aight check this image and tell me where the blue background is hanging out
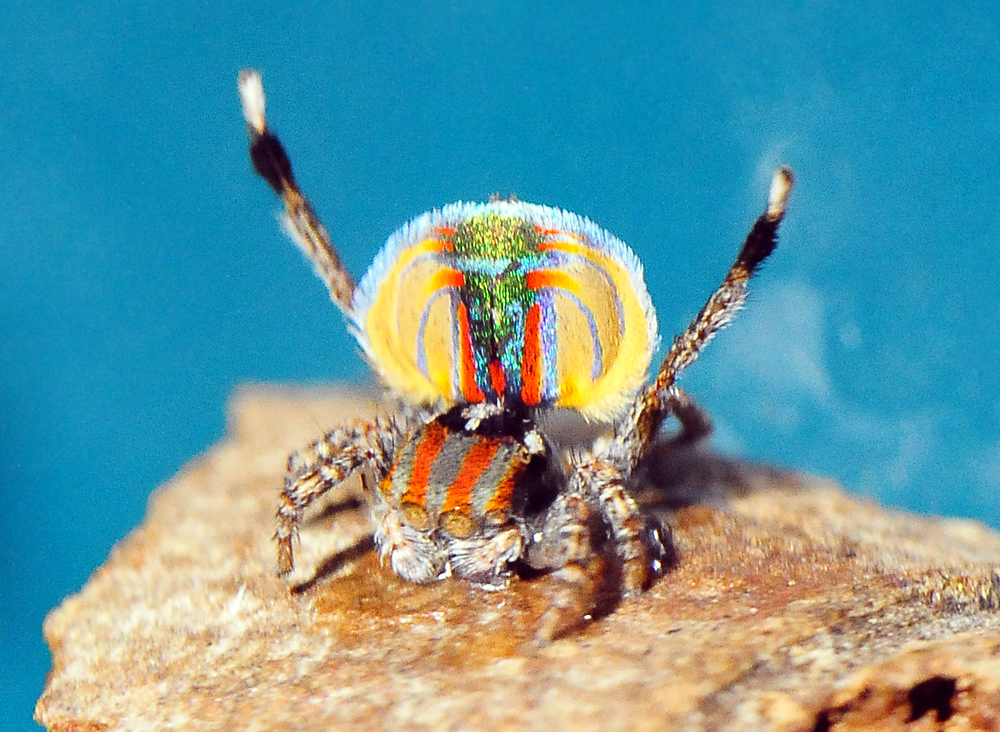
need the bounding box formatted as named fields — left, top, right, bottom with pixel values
left=4, top=3, right=1000, bottom=728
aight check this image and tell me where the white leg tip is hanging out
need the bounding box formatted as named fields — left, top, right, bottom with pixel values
left=767, top=165, right=794, bottom=220
left=238, top=68, right=267, bottom=133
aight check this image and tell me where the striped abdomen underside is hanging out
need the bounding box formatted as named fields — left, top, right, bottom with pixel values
left=380, top=421, right=532, bottom=539
left=354, top=201, right=657, bottom=421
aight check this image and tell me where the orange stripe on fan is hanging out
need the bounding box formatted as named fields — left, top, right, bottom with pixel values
left=488, top=359, right=506, bottom=396
left=441, top=438, right=501, bottom=514
left=457, top=302, right=485, bottom=402
left=533, top=228, right=584, bottom=241
left=426, top=268, right=465, bottom=293
left=526, top=269, right=582, bottom=298
left=520, top=303, right=543, bottom=405
left=418, top=236, right=454, bottom=252
left=401, top=421, right=448, bottom=507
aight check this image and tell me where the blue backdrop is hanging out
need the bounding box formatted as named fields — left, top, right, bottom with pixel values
left=4, top=3, right=1000, bottom=728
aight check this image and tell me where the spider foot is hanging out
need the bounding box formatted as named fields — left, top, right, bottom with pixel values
left=533, top=558, right=603, bottom=645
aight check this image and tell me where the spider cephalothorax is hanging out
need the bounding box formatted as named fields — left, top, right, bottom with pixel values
left=238, top=69, right=793, bottom=642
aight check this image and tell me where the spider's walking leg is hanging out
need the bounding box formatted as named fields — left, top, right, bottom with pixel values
left=529, top=451, right=671, bottom=641
left=660, top=385, right=713, bottom=447
left=612, top=166, right=794, bottom=468
left=277, top=420, right=396, bottom=574
left=589, top=462, right=663, bottom=596
left=530, top=486, right=602, bottom=644
left=579, top=455, right=672, bottom=599
left=238, top=69, right=356, bottom=315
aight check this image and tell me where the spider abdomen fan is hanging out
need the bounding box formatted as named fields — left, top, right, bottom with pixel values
left=353, top=202, right=658, bottom=420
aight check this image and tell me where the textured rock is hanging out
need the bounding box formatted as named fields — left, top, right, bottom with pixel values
left=36, top=386, right=1000, bottom=731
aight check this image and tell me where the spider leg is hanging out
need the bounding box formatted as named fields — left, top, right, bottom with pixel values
left=528, top=453, right=671, bottom=642
left=610, top=166, right=794, bottom=470
left=447, top=528, right=524, bottom=585
left=530, top=487, right=602, bottom=644
left=238, top=69, right=357, bottom=315
left=659, top=384, right=713, bottom=446
left=594, top=466, right=661, bottom=596
left=277, top=418, right=398, bottom=574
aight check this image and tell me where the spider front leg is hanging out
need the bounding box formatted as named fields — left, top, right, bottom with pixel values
left=276, top=419, right=399, bottom=574
left=609, top=166, right=794, bottom=471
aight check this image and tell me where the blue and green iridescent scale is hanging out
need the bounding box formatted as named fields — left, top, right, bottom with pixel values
left=452, top=213, right=549, bottom=402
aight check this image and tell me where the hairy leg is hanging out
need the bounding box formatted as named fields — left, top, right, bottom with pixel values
left=277, top=419, right=398, bottom=574
left=529, top=488, right=602, bottom=644
left=610, top=167, right=794, bottom=472
left=660, top=385, right=713, bottom=446
left=446, top=528, right=524, bottom=585
left=238, top=69, right=357, bottom=315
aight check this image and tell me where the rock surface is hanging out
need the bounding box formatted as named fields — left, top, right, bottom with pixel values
left=36, top=386, right=1000, bottom=731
